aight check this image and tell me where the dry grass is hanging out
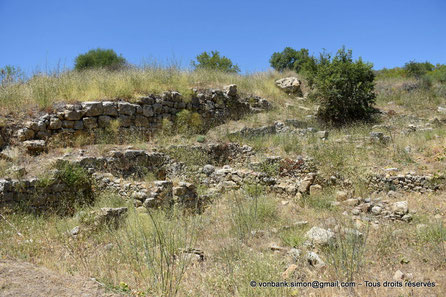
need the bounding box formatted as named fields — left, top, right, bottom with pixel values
left=0, top=67, right=293, bottom=114
left=1, top=188, right=445, bottom=296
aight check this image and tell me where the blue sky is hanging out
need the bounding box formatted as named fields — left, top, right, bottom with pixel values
left=1, top=0, right=445, bottom=74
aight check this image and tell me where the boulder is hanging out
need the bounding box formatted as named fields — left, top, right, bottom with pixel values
left=309, top=184, right=322, bottom=195
left=391, top=201, right=409, bottom=216
left=275, top=77, right=303, bottom=96
left=306, top=251, right=325, bottom=268
left=62, top=121, right=75, bottom=129
left=298, top=174, right=315, bottom=193
left=36, top=120, right=47, bottom=131
left=119, top=115, right=132, bottom=127
left=202, top=164, right=215, bottom=176
left=224, top=84, right=237, bottom=97
left=93, top=207, right=128, bottom=229
left=371, top=205, right=382, bottom=215
left=316, top=130, right=329, bottom=139
left=305, top=226, right=335, bottom=245
left=143, top=181, right=173, bottom=208
left=173, top=182, right=199, bottom=208
left=25, top=121, right=39, bottom=131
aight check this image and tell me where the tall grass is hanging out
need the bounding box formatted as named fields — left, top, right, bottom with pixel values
left=0, top=66, right=286, bottom=113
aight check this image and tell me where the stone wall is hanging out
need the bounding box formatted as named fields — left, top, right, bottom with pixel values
left=368, top=173, right=442, bottom=193
left=16, top=85, right=271, bottom=146
left=163, top=142, right=255, bottom=166
left=60, top=149, right=184, bottom=179
left=0, top=176, right=93, bottom=214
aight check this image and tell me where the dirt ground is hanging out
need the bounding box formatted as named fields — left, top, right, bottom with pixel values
left=0, top=259, right=124, bottom=297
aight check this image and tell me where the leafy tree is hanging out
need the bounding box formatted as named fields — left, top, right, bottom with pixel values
left=313, top=47, right=377, bottom=126
left=269, top=47, right=316, bottom=74
left=74, top=48, right=126, bottom=71
left=404, top=61, right=434, bottom=78
left=192, top=51, right=240, bottom=73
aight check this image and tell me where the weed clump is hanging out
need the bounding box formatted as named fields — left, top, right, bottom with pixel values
left=175, top=110, right=203, bottom=135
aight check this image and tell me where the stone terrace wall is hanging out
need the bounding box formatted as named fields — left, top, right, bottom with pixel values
left=368, top=173, right=442, bottom=193
left=16, top=85, right=271, bottom=144
left=58, top=149, right=184, bottom=179
left=0, top=177, right=93, bottom=214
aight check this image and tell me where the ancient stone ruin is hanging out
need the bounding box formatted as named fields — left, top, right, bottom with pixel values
left=13, top=85, right=271, bottom=154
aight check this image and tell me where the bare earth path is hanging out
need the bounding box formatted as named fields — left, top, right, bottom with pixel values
left=0, top=259, right=124, bottom=297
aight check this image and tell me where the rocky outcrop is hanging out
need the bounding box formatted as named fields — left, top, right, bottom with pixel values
left=92, top=207, right=128, bottom=229
left=275, top=77, right=303, bottom=96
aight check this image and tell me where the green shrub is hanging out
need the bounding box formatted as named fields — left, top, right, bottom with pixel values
left=161, top=118, right=174, bottom=135
left=54, top=162, right=91, bottom=188
left=428, top=64, right=446, bottom=83
left=404, top=60, right=434, bottom=78
left=74, top=48, right=126, bottom=71
left=374, top=67, right=407, bottom=79
left=191, top=50, right=240, bottom=73
left=313, top=47, right=377, bottom=126
left=175, top=110, right=203, bottom=135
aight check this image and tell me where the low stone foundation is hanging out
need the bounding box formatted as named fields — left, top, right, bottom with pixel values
left=60, top=149, right=184, bottom=179
left=0, top=175, right=93, bottom=214
left=368, top=173, right=442, bottom=193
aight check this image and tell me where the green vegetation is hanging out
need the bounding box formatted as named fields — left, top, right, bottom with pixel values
left=404, top=61, right=434, bottom=78
left=74, top=48, right=127, bottom=71
left=175, top=110, right=203, bottom=135
left=324, top=221, right=369, bottom=282
left=229, top=185, right=277, bottom=241
left=54, top=162, right=91, bottom=188
left=312, top=47, right=377, bottom=125
left=269, top=47, right=316, bottom=75
left=0, top=65, right=24, bottom=86
left=191, top=50, right=240, bottom=73
left=376, top=61, right=446, bottom=84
